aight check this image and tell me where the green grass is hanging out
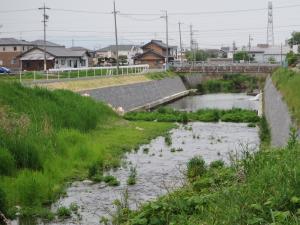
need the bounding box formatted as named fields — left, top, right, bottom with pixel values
left=119, top=141, right=300, bottom=225
left=197, top=73, right=261, bottom=94
left=144, top=71, right=177, bottom=80
left=272, top=68, right=300, bottom=128
left=124, top=107, right=260, bottom=124
left=0, top=82, right=174, bottom=219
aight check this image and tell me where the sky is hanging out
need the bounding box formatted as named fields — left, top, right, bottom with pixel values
left=1, top=0, right=300, bottom=50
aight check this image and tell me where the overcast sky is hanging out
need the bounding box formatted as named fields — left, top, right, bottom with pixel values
left=1, top=0, right=300, bottom=50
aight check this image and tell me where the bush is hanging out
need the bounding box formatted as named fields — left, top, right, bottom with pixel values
left=0, top=148, right=15, bottom=176
left=127, top=167, right=137, bottom=185
left=103, top=175, right=120, bottom=186
left=187, top=156, right=206, bottom=179
left=0, top=187, right=6, bottom=214
left=56, top=206, right=71, bottom=219
left=210, top=160, right=225, bottom=169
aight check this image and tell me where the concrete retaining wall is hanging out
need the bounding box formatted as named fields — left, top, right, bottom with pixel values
left=264, top=77, right=294, bottom=147
left=81, top=77, right=187, bottom=112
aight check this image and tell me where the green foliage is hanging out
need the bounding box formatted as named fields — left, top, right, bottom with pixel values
left=259, top=116, right=271, bottom=148
left=56, top=206, right=71, bottom=219
left=121, top=143, right=300, bottom=225
left=187, top=156, right=206, bottom=179
left=288, top=32, right=300, bottom=49
left=103, top=175, right=120, bottom=186
left=209, top=160, right=225, bottom=169
left=233, top=51, right=253, bottom=62
left=197, top=73, right=259, bottom=94
left=125, top=107, right=259, bottom=124
left=286, top=52, right=299, bottom=66
left=185, top=50, right=209, bottom=61
left=164, top=134, right=172, bottom=146
left=272, top=69, right=300, bottom=128
left=145, top=71, right=176, bottom=80
left=0, top=81, right=174, bottom=218
left=127, top=167, right=137, bottom=186
left=0, top=148, right=15, bottom=176
left=0, top=187, right=6, bottom=214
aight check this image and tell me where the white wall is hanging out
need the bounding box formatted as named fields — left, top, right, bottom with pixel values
left=0, top=45, right=32, bottom=52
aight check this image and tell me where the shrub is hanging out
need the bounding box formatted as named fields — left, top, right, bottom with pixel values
left=0, top=187, right=6, bottom=214
left=164, top=135, right=172, bottom=146
left=103, top=175, right=120, bottom=186
left=187, top=156, right=206, bottom=179
left=56, top=206, right=71, bottom=219
left=0, top=147, right=15, bottom=176
left=210, top=160, right=225, bottom=169
left=127, top=167, right=137, bottom=185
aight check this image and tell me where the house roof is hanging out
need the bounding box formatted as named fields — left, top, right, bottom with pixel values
left=19, top=47, right=86, bottom=60
left=0, top=38, right=32, bottom=46
left=133, top=49, right=165, bottom=60
left=142, top=40, right=177, bottom=50
left=249, top=45, right=292, bottom=55
left=97, top=45, right=137, bottom=52
left=69, top=46, right=91, bottom=51
left=31, top=40, right=64, bottom=47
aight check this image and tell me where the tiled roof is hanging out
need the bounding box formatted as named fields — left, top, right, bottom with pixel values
left=0, top=38, right=32, bottom=46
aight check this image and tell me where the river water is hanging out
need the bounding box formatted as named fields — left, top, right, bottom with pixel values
left=17, top=93, right=260, bottom=225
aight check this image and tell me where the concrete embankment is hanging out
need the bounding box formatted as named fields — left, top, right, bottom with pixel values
left=80, top=77, right=188, bottom=112
left=263, top=77, right=298, bottom=147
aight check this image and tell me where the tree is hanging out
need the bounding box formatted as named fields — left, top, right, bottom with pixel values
left=186, top=50, right=208, bottom=62
left=286, top=51, right=299, bottom=66
left=268, top=56, right=276, bottom=64
left=119, top=55, right=128, bottom=65
left=288, top=32, right=300, bottom=47
left=233, top=51, right=253, bottom=62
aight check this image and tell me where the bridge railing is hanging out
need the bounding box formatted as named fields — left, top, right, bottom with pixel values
left=18, top=64, right=150, bottom=83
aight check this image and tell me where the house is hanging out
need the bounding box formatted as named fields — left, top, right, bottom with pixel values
left=19, top=47, right=90, bottom=71
left=95, top=45, right=141, bottom=65
left=134, top=40, right=177, bottom=69
left=69, top=46, right=94, bottom=67
left=30, top=40, right=65, bottom=48
left=0, top=38, right=34, bottom=70
left=248, top=45, right=292, bottom=63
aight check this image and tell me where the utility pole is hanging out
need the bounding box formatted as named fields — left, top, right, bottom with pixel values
left=248, top=34, right=253, bottom=63
left=39, top=4, right=50, bottom=71
left=161, top=11, right=169, bottom=70
left=267, top=1, right=275, bottom=46
left=280, top=42, right=283, bottom=66
left=232, top=41, right=236, bottom=62
left=178, top=22, right=183, bottom=64
left=190, top=24, right=196, bottom=67
left=113, top=0, right=119, bottom=73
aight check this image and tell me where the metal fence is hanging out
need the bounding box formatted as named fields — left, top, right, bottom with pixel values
left=19, top=64, right=150, bottom=83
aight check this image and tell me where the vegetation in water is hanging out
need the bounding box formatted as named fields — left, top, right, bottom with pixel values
left=56, top=206, right=71, bottom=219
left=127, top=167, right=137, bottom=186
left=125, top=107, right=260, bottom=124
left=117, top=135, right=300, bottom=225
left=164, top=134, right=172, bottom=146
left=197, top=73, right=261, bottom=94
left=0, top=81, right=174, bottom=219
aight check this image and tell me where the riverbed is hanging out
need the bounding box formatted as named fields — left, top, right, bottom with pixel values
left=21, top=93, right=260, bottom=225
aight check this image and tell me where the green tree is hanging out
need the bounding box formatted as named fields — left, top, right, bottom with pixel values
left=233, top=51, right=253, bottom=62
left=119, top=55, right=128, bottom=65
left=288, top=32, right=300, bottom=47
left=286, top=51, right=299, bottom=66
left=186, top=50, right=208, bottom=62
left=268, top=56, right=276, bottom=64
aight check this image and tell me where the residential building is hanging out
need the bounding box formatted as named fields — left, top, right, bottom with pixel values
left=95, top=45, right=141, bottom=65
left=19, top=47, right=90, bottom=71
left=134, top=40, right=177, bottom=69
left=0, top=38, right=34, bottom=70
left=69, top=46, right=94, bottom=67
left=30, top=40, right=65, bottom=48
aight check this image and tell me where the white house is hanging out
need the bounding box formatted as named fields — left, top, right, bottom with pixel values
left=19, top=47, right=90, bottom=71
left=95, top=45, right=142, bottom=65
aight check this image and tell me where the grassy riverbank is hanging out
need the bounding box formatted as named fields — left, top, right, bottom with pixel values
left=119, top=140, right=300, bottom=225
left=197, top=73, right=263, bottom=94
left=0, top=82, right=174, bottom=219
left=272, top=68, right=300, bottom=128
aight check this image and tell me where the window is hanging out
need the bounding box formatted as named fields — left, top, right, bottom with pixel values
left=61, top=59, right=65, bottom=65
left=55, top=60, right=59, bottom=64
left=13, top=47, right=17, bottom=51
left=11, top=59, right=17, bottom=65
left=2, top=47, right=5, bottom=52
left=68, top=60, right=72, bottom=67
left=23, top=46, right=25, bottom=51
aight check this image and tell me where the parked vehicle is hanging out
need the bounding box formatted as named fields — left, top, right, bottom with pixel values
left=0, top=67, right=11, bottom=74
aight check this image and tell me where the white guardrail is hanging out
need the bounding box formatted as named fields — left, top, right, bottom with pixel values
left=19, top=64, right=150, bottom=83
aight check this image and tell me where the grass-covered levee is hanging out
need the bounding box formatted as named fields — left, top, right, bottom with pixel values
left=0, top=81, right=174, bottom=220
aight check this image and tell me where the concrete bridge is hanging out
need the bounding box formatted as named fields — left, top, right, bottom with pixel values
left=171, top=62, right=280, bottom=74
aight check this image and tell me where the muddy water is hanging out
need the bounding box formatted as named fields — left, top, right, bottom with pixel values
left=45, top=122, right=259, bottom=225
left=167, top=93, right=259, bottom=111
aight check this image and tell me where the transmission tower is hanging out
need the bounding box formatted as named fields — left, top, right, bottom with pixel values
left=267, top=1, right=274, bottom=46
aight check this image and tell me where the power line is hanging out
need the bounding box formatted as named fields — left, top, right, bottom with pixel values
left=0, top=8, right=37, bottom=13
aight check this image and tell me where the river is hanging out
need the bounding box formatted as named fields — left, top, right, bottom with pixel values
left=16, top=93, right=260, bottom=225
